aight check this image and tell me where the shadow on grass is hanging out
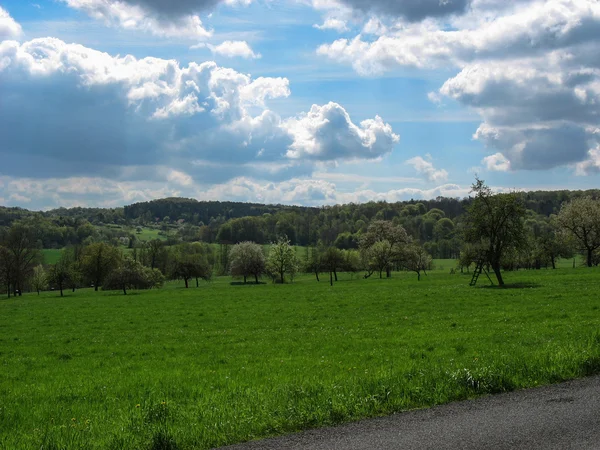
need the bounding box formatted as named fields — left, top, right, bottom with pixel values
left=481, top=282, right=542, bottom=289
left=229, top=281, right=268, bottom=286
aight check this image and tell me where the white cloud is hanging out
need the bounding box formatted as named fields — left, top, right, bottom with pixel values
left=318, top=0, right=600, bottom=174
left=482, top=153, right=511, bottom=171
left=0, top=7, right=22, bottom=39
left=0, top=173, right=472, bottom=209
left=314, top=18, right=348, bottom=32
left=61, top=0, right=213, bottom=38
left=285, top=102, right=399, bottom=161
left=0, top=37, right=398, bottom=188
left=575, top=145, right=600, bottom=175
left=193, top=40, right=261, bottom=59
left=405, top=156, right=449, bottom=183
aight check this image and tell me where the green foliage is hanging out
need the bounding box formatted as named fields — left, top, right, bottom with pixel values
left=359, top=220, right=410, bottom=278
left=1, top=269, right=600, bottom=448
left=80, top=243, right=121, bottom=291
left=47, top=250, right=78, bottom=297
left=267, top=237, right=299, bottom=283
left=399, top=245, right=432, bottom=280
left=103, top=257, right=162, bottom=294
left=464, top=178, right=526, bottom=286
left=169, top=244, right=212, bottom=288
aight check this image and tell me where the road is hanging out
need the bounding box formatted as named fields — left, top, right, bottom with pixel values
left=222, top=375, right=600, bottom=449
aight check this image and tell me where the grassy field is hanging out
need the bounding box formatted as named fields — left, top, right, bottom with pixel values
left=1, top=268, right=599, bottom=449
left=41, top=248, right=62, bottom=265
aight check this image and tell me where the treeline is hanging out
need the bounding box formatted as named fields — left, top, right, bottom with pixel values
left=1, top=189, right=600, bottom=260
left=2, top=184, right=600, bottom=295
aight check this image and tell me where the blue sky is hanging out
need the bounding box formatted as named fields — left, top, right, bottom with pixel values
left=1, top=0, right=599, bottom=210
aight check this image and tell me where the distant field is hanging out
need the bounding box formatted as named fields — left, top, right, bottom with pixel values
left=41, top=248, right=62, bottom=264
left=1, top=267, right=600, bottom=449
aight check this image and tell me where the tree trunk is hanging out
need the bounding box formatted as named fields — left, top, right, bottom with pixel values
left=386, top=267, right=391, bottom=278
left=255, top=274, right=259, bottom=284
left=37, top=289, right=40, bottom=295
left=492, top=263, right=504, bottom=286
left=196, top=277, right=199, bottom=287
left=123, top=285, right=127, bottom=295
left=184, top=278, right=189, bottom=288
left=379, top=270, right=382, bottom=279
left=244, top=275, right=247, bottom=284
left=59, top=282, right=63, bottom=297
left=280, top=271, right=284, bottom=284
left=315, top=271, right=319, bottom=282
left=333, top=270, right=338, bottom=282
left=417, top=271, right=421, bottom=281
left=95, top=284, right=99, bottom=292
left=551, top=256, right=556, bottom=269
left=330, top=271, right=333, bottom=286
left=587, top=248, right=593, bottom=267
left=72, top=287, right=76, bottom=292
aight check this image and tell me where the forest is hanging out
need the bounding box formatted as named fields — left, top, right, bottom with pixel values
left=0, top=188, right=597, bottom=262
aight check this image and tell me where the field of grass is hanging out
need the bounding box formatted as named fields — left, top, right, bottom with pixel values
left=41, top=248, right=63, bottom=265
left=1, top=268, right=600, bottom=449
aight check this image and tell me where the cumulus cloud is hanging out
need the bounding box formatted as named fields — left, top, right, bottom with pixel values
left=285, top=102, right=399, bottom=161
left=335, top=0, right=470, bottom=21
left=575, top=146, right=600, bottom=175
left=318, top=0, right=600, bottom=174
left=318, top=0, right=600, bottom=74
left=0, top=38, right=398, bottom=186
left=192, top=40, right=261, bottom=59
left=405, top=156, right=449, bottom=182
left=482, top=153, right=511, bottom=172
left=314, top=18, right=348, bottom=32
left=0, top=7, right=22, bottom=39
left=61, top=0, right=214, bottom=38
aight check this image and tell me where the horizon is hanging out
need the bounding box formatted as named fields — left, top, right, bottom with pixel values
left=1, top=0, right=600, bottom=210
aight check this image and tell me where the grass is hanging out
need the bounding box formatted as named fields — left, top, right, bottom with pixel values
left=41, top=248, right=63, bottom=265
left=1, top=268, right=600, bottom=449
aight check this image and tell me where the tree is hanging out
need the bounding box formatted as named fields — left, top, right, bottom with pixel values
left=464, top=179, right=526, bottom=286
left=103, top=257, right=159, bottom=295
left=228, top=242, right=266, bottom=284
left=556, top=197, right=600, bottom=267
left=364, top=240, right=395, bottom=279
left=144, top=239, right=164, bottom=270
left=321, top=247, right=344, bottom=285
left=304, top=246, right=322, bottom=282
left=80, top=243, right=121, bottom=290
left=47, top=251, right=78, bottom=297
left=267, top=237, right=299, bottom=283
left=400, top=245, right=432, bottom=281
left=0, top=246, right=14, bottom=298
left=359, top=220, right=409, bottom=278
left=103, top=259, right=163, bottom=294
left=31, top=265, right=47, bottom=295
left=0, top=224, right=41, bottom=295
left=170, top=246, right=212, bottom=288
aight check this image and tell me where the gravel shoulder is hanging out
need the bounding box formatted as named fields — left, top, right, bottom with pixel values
left=221, top=375, right=600, bottom=450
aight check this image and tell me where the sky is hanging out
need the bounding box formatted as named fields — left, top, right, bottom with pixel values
left=0, top=0, right=599, bottom=210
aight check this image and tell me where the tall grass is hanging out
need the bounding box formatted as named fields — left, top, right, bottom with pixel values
left=0, top=268, right=599, bottom=449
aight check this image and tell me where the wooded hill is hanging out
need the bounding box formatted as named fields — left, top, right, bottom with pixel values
left=1, top=189, right=599, bottom=260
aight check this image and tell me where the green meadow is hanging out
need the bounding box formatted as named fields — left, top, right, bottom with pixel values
left=1, top=268, right=599, bottom=449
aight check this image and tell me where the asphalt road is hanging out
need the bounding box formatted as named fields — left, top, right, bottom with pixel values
left=222, top=375, right=600, bottom=450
